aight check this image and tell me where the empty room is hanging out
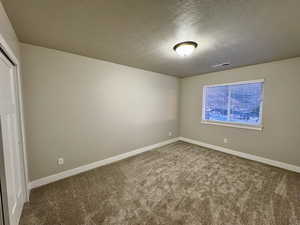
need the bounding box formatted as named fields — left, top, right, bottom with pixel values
left=0, top=0, right=299, bottom=225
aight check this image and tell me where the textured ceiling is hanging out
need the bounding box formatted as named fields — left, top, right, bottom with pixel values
left=2, top=0, right=300, bottom=77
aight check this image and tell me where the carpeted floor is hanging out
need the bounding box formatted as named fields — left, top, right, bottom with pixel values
left=21, top=141, right=300, bottom=225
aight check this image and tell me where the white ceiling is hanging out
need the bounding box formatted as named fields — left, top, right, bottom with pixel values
left=2, top=0, right=300, bottom=77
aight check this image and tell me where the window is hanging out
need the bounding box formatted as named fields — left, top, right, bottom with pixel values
left=202, top=80, right=264, bottom=129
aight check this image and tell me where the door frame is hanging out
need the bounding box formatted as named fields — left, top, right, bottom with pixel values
left=0, top=120, right=10, bottom=225
left=0, top=190, right=4, bottom=225
left=0, top=34, right=29, bottom=203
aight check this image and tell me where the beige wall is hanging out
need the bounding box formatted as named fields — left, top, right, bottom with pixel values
left=180, top=57, right=300, bottom=167
left=0, top=1, right=19, bottom=59
left=20, top=42, right=300, bottom=180
left=21, top=43, right=179, bottom=181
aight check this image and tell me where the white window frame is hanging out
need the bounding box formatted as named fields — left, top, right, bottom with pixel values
left=201, top=79, right=265, bottom=131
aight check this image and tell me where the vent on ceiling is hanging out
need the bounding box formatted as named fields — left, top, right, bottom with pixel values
left=212, top=62, right=231, bottom=68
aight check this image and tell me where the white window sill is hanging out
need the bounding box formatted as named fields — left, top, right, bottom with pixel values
left=201, top=120, right=263, bottom=131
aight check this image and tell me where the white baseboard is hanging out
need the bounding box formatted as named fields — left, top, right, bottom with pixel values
left=29, top=137, right=180, bottom=190
left=179, top=137, right=300, bottom=173
left=29, top=136, right=299, bottom=190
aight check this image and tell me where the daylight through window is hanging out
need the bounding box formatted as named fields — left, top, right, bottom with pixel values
left=202, top=80, right=264, bottom=127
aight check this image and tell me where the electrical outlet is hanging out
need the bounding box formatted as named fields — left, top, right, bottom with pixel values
left=224, top=138, right=228, bottom=144
left=57, top=157, right=64, bottom=165
left=168, top=131, right=173, bottom=137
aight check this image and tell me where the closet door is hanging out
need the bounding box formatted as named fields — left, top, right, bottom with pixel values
left=0, top=51, right=25, bottom=225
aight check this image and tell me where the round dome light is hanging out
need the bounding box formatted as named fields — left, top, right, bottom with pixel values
left=173, top=41, right=198, bottom=57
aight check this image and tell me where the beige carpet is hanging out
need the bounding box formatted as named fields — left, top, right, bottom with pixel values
left=21, top=141, right=300, bottom=225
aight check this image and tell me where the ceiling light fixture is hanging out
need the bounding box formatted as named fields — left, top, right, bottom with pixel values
left=173, top=41, right=198, bottom=57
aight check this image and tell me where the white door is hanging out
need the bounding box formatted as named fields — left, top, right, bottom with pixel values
left=0, top=52, right=25, bottom=225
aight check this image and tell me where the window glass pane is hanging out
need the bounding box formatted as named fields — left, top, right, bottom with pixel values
left=203, top=81, right=264, bottom=126
left=205, top=85, right=229, bottom=122
left=229, top=82, right=263, bottom=125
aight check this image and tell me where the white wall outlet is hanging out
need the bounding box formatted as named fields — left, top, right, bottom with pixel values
left=57, top=157, right=64, bottom=165
left=224, top=138, right=228, bottom=144
left=168, top=131, right=173, bottom=137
